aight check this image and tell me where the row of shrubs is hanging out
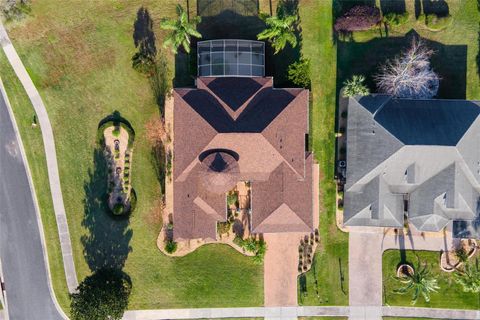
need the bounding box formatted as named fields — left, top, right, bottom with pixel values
left=334, top=5, right=452, bottom=33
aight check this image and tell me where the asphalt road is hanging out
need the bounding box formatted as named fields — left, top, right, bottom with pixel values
left=0, top=90, right=64, bottom=319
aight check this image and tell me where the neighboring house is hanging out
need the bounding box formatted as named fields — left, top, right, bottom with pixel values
left=343, top=95, right=480, bottom=238
left=172, top=40, right=317, bottom=241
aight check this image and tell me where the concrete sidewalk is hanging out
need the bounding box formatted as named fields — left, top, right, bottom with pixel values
left=0, top=21, right=78, bottom=293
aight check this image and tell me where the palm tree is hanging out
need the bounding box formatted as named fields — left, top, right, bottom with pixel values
left=394, top=261, right=440, bottom=305
left=343, top=75, right=370, bottom=97
left=160, top=4, right=201, bottom=54
left=257, top=13, right=298, bottom=54
left=454, top=259, right=480, bottom=293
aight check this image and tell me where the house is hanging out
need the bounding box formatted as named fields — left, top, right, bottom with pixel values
left=343, top=95, right=480, bottom=238
left=171, top=40, right=317, bottom=241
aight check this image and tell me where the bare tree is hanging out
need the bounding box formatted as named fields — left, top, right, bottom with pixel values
left=375, top=39, right=439, bottom=99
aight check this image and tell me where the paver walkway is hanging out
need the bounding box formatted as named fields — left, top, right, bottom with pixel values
left=0, top=21, right=78, bottom=292
left=263, top=233, right=305, bottom=307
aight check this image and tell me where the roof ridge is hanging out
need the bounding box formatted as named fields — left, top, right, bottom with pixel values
left=261, top=90, right=308, bottom=179
left=253, top=202, right=310, bottom=233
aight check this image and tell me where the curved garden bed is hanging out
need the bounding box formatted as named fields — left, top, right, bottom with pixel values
left=98, top=118, right=136, bottom=216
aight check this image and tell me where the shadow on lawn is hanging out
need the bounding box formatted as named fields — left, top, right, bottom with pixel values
left=336, top=30, right=467, bottom=99
left=81, top=144, right=133, bottom=272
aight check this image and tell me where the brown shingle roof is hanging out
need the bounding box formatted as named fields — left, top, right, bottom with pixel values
left=173, top=77, right=314, bottom=239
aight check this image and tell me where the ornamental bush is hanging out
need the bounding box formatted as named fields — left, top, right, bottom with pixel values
left=113, top=203, right=124, bottom=215
left=287, top=58, right=311, bottom=88
left=165, top=240, right=177, bottom=254
left=334, top=5, right=381, bottom=33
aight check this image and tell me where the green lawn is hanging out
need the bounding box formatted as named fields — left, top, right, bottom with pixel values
left=383, top=250, right=480, bottom=309
left=3, top=0, right=263, bottom=312
left=297, top=0, right=349, bottom=306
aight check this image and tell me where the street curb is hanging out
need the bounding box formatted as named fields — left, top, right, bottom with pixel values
left=0, top=78, right=69, bottom=320
left=0, top=257, right=9, bottom=320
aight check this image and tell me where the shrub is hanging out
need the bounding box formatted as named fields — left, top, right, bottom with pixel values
left=383, top=12, right=409, bottom=27
left=233, top=236, right=245, bottom=247
left=334, top=5, right=381, bottom=33
left=227, top=192, right=239, bottom=207
left=425, top=14, right=452, bottom=31
left=287, top=58, right=311, bottom=88
left=343, top=75, right=369, bottom=97
left=243, top=237, right=258, bottom=253
left=165, top=240, right=177, bottom=254
left=113, top=203, right=124, bottom=215
left=217, top=221, right=231, bottom=235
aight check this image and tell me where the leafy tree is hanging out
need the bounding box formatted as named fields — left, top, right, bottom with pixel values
left=288, top=58, right=311, bottom=88
left=375, top=39, right=439, bottom=99
left=257, top=13, right=298, bottom=54
left=343, top=75, right=369, bottom=97
left=394, top=261, right=440, bottom=305
left=454, top=259, right=480, bottom=293
left=71, top=269, right=132, bottom=320
left=161, top=4, right=201, bottom=54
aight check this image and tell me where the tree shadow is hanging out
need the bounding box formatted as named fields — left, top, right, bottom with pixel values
left=336, top=30, right=467, bottom=99
left=133, top=7, right=156, bottom=59
left=380, top=0, right=406, bottom=14
left=414, top=0, right=422, bottom=19
left=151, top=142, right=166, bottom=194
left=422, top=0, right=449, bottom=17
left=81, top=145, right=133, bottom=272
left=150, top=51, right=171, bottom=115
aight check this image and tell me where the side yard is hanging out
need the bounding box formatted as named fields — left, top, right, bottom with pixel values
left=3, top=0, right=263, bottom=313
left=297, top=0, right=349, bottom=306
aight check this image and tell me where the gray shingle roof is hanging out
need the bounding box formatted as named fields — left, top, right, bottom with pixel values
left=345, top=95, right=480, bottom=234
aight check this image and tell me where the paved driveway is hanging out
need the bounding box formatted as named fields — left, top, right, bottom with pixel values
left=264, top=233, right=305, bottom=307
left=0, top=87, right=64, bottom=319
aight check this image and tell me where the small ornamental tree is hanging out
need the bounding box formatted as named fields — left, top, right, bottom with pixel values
left=71, top=269, right=132, bottom=320
left=393, top=261, right=440, bottom=305
left=334, top=5, right=381, bottom=33
left=288, top=58, right=311, bottom=88
left=375, top=39, right=439, bottom=99
left=343, top=75, right=369, bottom=97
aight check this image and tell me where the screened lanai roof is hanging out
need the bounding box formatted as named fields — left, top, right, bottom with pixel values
left=197, top=39, right=265, bottom=77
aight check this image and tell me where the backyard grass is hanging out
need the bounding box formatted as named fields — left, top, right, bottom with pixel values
left=337, top=0, right=480, bottom=100
left=0, top=51, right=70, bottom=312
left=3, top=0, right=263, bottom=311
left=297, top=0, right=349, bottom=306
left=383, top=250, right=480, bottom=309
